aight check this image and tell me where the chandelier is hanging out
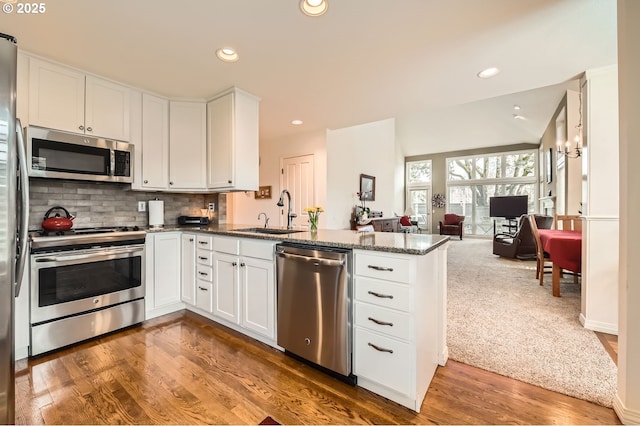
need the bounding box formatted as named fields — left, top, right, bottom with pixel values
left=557, top=92, right=583, bottom=158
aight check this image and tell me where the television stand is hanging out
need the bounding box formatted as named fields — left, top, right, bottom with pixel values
left=493, top=218, right=519, bottom=235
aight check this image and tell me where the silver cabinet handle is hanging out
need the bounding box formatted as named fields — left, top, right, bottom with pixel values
left=368, top=342, right=393, bottom=354
left=368, top=265, right=394, bottom=272
left=78, top=125, right=84, bottom=130
left=368, top=317, right=393, bottom=327
left=86, top=126, right=92, bottom=132
left=198, top=256, right=207, bottom=260
left=198, top=286, right=208, bottom=291
left=240, top=262, right=245, bottom=267
left=232, top=261, right=237, bottom=266
left=367, top=290, right=394, bottom=299
left=198, top=241, right=208, bottom=245
left=198, top=271, right=208, bottom=276
left=189, top=238, right=194, bottom=242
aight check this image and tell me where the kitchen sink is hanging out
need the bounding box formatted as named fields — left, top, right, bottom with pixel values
left=234, top=227, right=305, bottom=235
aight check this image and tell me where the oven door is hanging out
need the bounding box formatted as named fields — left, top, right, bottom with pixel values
left=30, top=244, right=145, bottom=325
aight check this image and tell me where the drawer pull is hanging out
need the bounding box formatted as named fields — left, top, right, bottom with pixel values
left=368, top=317, right=393, bottom=327
left=368, top=342, right=393, bottom=354
left=198, top=241, right=208, bottom=245
left=198, top=256, right=208, bottom=260
left=198, top=271, right=208, bottom=276
left=367, top=290, right=394, bottom=299
left=198, top=286, right=208, bottom=291
left=368, top=265, right=394, bottom=272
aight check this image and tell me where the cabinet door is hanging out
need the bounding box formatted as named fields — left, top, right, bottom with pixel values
left=241, top=256, right=275, bottom=339
left=29, top=57, right=85, bottom=134
left=85, top=75, right=130, bottom=141
left=169, top=101, right=207, bottom=189
left=141, top=93, right=169, bottom=189
left=153, top=232, right=181, bottom=308
left=207, top=92, right=234, bottom=188
left=181, top=233, right=196, bottom=305
left=212, top=252, right=240, bottom=324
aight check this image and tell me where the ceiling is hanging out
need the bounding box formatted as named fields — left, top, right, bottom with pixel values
left=2, top=0, right=617, bottom=156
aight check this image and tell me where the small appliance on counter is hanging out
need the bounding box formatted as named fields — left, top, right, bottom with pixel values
left=178, top=216, right=209, bottom=226
left=148, top=198, right=164, bottom=228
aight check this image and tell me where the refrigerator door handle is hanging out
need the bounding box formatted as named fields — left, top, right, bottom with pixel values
left=15, top=118, right=29, bottom=297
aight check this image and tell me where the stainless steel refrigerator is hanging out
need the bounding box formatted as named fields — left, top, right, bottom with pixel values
left=0, top=32, right=29, bottom=425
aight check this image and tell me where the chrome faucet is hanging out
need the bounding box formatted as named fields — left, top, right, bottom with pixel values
left=257, top=212, right=269, bottom=228
left=277, top=189, right=297, bottom=230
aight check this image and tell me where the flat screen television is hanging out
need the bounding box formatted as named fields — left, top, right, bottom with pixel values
left=489, top=195, right=528, bottom=219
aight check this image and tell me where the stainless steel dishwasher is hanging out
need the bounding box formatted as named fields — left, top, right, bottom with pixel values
left=276, top=243, right=354, bottom=381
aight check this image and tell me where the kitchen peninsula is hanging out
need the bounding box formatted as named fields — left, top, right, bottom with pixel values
left=145, top=225, right=449, bottom=412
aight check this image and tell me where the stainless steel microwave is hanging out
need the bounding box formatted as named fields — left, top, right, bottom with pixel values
left=25, top=126, right=133, bottom=183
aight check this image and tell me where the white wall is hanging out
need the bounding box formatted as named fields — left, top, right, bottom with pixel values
left=326, top=118, right=402, bottom=229
left=615, top=1, right=640, bottom=423
left=579, top=65, right=619, bottom=335
left=230, top=130, right=327, bottom=227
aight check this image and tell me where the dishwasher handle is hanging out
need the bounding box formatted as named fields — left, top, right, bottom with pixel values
left=276, top=250, right=346, bottom=267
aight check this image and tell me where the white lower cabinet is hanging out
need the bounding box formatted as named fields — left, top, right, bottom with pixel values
left=181, top=233, right=196, bottom=305
left=353, top=248, right=446, bottom=412
left=145, top=232, right=184, bottom=319
left=211, top=236, right=277, bottom=342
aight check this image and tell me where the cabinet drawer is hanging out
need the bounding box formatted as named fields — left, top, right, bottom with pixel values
left=196, top=264, right=213, bottom=282
left=355, top=276, right=411, bottom=311
left=196, top=249, right=213, bottom=266
left=355, top=252, right=412, bottom=283
left=355, top=302, right=412, bottom=341
left=195, top=280, right=213, bottom=312
left=381, top=220, right=395, bottom=232
left=213, top=236, right=239, bottom=255
left=240, top=239, right=275, bottom=260
left=354, top=327, right=413, bottom=397
left=196, top=234, right=214, bottom=250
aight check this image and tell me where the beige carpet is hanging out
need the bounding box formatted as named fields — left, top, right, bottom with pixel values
left=447, top=238, right=617, bottom=407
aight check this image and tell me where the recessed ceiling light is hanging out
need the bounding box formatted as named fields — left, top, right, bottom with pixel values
left=513, top=105, right=521, bottom=110
left=300, top=0, right=328, bottom=16
left=477, top=67, right=500, bottom=79
left=216, top=47, right=239, bottom=62
left=513, top=114, right=525, bottom=120
left=291, top=119, right=303, bottom=125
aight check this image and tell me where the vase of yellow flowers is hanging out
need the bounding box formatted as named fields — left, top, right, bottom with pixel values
left=305, top=206, right=324, bottom=232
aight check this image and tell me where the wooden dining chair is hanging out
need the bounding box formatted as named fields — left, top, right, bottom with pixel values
left=555, top=215, right=583, bottom=231
left=529, top=214, right=553, bottom=286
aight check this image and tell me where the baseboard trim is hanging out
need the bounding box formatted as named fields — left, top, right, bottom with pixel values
left=579, top=313, right=619, bottom=335
left=145, top=302, right=185, bottom=320
left=613, top=393, right=640, bottom=424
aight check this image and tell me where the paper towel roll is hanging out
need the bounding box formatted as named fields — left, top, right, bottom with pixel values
left=148, top=199, right=164, bottom=228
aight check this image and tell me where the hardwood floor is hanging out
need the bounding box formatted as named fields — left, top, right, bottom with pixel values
left=595, top=331, right=619, bottom=365
left=15, top=310, right=620, bottom=425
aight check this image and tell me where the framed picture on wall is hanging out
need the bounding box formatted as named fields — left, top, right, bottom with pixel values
left=359, top=174, right=376, bottom=201
left=546, top=148, right=553, bottom=183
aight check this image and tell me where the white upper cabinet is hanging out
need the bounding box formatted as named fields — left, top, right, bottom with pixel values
left=141, top=93, right=169, bottom=190
left=169, top=101, right=207, bottom=189
left=207, top=88, right=260, bottom=191
left=28, top=57, right=130, bottom=141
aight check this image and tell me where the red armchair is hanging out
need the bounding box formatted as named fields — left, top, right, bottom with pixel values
left=439, top=214, right=464, bottom=240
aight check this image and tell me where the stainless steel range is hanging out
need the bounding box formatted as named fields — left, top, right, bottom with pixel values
left=29, top=226, right=146, bottom=355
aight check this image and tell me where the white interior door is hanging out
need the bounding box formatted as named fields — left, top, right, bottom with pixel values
left=280, top=154, right=314, bottom=228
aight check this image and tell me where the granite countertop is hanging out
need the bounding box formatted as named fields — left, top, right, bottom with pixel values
left=152, top=224, right=449, bottom=255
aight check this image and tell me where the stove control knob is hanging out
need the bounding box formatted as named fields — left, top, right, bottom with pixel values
left=133, top=226, right=140, bottom=231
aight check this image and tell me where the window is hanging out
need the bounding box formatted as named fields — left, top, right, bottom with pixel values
left=406, top=160, right=432, bottom=232
left=446, top=151, right=537, bottom=236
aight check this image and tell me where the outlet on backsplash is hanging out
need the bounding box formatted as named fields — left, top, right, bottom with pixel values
left=208, top=202, right=215, bottom=211
left=138, top=201, right=146, bottom=212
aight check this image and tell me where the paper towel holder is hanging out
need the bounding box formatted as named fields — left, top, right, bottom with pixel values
left=148, top=198, right=165, bottom=229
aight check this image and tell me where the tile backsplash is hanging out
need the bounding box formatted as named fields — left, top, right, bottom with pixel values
left=28, top=179, right=224, bottom=230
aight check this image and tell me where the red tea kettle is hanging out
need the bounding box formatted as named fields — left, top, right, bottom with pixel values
left=42, top=206, right=75, bottom=231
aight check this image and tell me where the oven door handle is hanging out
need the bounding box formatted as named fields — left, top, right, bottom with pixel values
left=34, top=247, right=142, bottom=263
